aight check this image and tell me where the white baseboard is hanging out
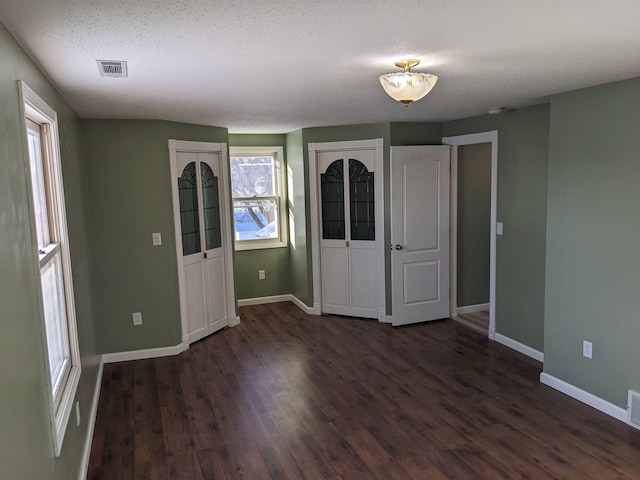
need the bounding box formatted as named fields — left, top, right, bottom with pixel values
left=237, top=294, right=321, bottom=315
left=495, top=333, right=544, bottom=363
left=238, top=294, right=291, bottom=307
left=379, top=314, right=393, bottom=324
left=457, top=303, right=490, bottom=315
left=540, top=372, right=627, bottom=423
left=290, top=295, right=321, bottom=315
left=79, top=357, right=104, bottom=480
left=102, top=343, right=188, bottom=364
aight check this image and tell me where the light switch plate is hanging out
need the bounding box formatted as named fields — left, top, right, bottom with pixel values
left=152, top=232, right=162, bottom=246
left=496, top=222, right=503, bottom=235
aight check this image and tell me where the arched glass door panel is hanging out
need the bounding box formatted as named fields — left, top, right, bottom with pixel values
left=349, top=159, right=375, bottom=241
left=201, top=162, right=222, bottom=249
left=178, top=162, right=201, bottom=255
left=321, top=159, right=345, bottom=239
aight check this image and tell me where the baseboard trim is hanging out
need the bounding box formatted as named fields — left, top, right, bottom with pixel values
left=540, top=372, right=627, bottom=423
left=237, top=294, right=321, bottom=315
left=78, top=357, right=104, bottom=480
left=379, top=314, right=393, bottom=324
left=457, top=303, right=490, bottom=315
left=290, top=295, right=321, bottom=315
left=102, top=343, right=188, bottom=364
left=495, top=333, right=544, bottom=363
left=238, top=295, right=291, bottom=307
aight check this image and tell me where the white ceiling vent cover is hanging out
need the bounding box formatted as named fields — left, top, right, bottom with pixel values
left=97, top=60, right=128, bottom=78
left=628, top=390, right=640, bottom=430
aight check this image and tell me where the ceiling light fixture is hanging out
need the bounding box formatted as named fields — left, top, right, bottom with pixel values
left=379, top=59, right=438, bottom=107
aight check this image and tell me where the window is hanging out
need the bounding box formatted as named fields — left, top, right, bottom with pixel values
left=230, top=146, right=287, bottom=249
left=21, top=82, right=81, bottom=456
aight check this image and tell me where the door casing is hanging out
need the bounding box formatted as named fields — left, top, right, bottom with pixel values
left=442, top=131, right=498, bottom=339
left=169, top=139, right=238, bottom=347
left=308, top=138, right=385, bottom=319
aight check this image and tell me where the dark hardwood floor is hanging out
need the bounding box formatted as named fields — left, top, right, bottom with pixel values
left=88, top=302, right=640, bottom=479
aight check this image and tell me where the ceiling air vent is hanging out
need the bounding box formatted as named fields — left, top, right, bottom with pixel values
left=96, top=60, right=128, bottom=78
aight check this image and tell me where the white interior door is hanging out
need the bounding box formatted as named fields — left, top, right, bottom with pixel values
left=391, top=146, right=450, bottom=326
left=318, top=149, right=378, bottom=319
left=176, top=151, right=228, bottom=343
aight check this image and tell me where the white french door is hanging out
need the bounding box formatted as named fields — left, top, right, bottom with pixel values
left=170, top=141, right=236, bottom=345
left=317, top=148, right=380, bottom=319
left=391, top=146, right=450, bottom=326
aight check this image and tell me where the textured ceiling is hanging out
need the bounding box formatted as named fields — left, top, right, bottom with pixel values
left=1, top=1, right=640, bottom=133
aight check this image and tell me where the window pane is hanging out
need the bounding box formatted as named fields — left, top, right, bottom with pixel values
left=178, top=162, right=201, bottom=256
left=234, top=199, right=278, bottom=240
left=201, top=162, right=222, bottom=249
left=230, top=156, right=275, bottom=197
left=41, top=251, right=71, bottom=401
left=349, top=159, right=375, bottom=241
left=27, top=125, right=50, bottom=249
left=321, top=159, right=345, bottom=240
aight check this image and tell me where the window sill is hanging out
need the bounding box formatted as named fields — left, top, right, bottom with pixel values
left=235, top=241, right=288, bottom=251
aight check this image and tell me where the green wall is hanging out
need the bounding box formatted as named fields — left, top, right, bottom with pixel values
left=457, top=143, right=491, bottom=307
left=0, top=23, right=100, bottom=479
left=285, top=129, right=309, bottom=305
left=82, top=120, right=228, bottom=354
left=444, top=105, right=550, bottom=351
left=544, top=77, right=640, bottom=408
left=228, top=134, right=290, bottom=299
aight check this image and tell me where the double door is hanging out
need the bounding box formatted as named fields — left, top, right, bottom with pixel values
left=318, top=149, right=379, bottom=318
left=175, top=150, right=229, bottom=343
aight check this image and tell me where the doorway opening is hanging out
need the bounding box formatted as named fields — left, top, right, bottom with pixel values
left=442, top=131, right=498, bottom=339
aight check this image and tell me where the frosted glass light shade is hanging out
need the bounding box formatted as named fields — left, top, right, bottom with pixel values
left=379, top=72, right=438, bottom=105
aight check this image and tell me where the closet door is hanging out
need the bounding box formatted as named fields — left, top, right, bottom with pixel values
left=177, top=151, right=228, bottom=343
left=318, top=149, right=378, bottom=319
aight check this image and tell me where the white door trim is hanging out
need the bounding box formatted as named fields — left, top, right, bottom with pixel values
left=308, top=138, right=385, bottom=320
left=168, top=139, right=238, bottom=348
left=442, top=131, right=498, bottom=340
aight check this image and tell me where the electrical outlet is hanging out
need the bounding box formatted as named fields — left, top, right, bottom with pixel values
left=152, top=232, right=162, bottom=246
left=133, top=311, right=143, bottom=326
left=75, top=401, right=81, bottom=426
left=583, top=340, right=592, bottom=359
left=258, top=269, right=265, bottom=280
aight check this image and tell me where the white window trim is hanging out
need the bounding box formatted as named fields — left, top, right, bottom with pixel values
left=19, top=81, right=81, bottom=457
left=229, top=146, right=288, bottom=250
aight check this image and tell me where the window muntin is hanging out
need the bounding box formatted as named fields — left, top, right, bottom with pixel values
left=230, top=147, right=287, bottom=249
left=22, top=82, right=81, bottom=457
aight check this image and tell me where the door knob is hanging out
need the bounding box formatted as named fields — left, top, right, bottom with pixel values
left=395, top=244, right=403, bottom=250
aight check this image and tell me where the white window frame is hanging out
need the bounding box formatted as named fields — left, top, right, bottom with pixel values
left=20, top=81, right=81, bottom=457
left=229, top=146, right=288, bottom=250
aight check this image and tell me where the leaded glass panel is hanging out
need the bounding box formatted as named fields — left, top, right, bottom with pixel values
left=349, top=159, right=375, bottom=241
left=178, top=162, right=201, bottom=256
left=201, top=162, right=222, bottom=250
left=321, top=160, right=345, bottom=239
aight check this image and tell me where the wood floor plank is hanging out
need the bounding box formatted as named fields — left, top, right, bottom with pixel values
left=88, top=301, right=640, bottom=479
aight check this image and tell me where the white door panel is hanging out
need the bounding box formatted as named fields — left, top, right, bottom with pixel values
left=185, top=262, right=207, bottom=343
left=175, top=149, right=229, bottom=343
left=392, top=146, right=450, bottom=326
left=321, top=244, right=349, bottom=314
left=349, top=245, right=378, bottom=317
left=317, top=147, right=380, bottom=319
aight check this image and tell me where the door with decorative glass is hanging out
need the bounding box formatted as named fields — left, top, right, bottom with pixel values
left=318, top=149, right=379, bottom=318
left=175, top=149, right=231, bottom=343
